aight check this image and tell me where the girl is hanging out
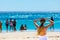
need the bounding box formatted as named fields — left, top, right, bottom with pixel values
left=34, top=18, right=54, bottom=40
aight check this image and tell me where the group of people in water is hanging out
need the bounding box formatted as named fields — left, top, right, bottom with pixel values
left=0, top=18, right=27, bottom=32
left=5, top=18, right=16, bottom=32
left=20, top=24, right=27, bottom=30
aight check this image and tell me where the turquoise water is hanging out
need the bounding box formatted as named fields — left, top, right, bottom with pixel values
left=0, top=12, right=60, bottom=32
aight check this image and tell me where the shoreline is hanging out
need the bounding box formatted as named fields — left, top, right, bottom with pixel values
left=1, top=29, right=60, bottom=32
left=0, top=31, right=60, bottom=40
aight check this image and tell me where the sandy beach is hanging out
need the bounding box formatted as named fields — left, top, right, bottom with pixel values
left=0, top=31, right=60, bottom=40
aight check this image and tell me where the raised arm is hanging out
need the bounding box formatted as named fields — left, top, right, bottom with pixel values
left=45, top=19, right=54, bottom=29
left=34, top=20, right=39, bottom=28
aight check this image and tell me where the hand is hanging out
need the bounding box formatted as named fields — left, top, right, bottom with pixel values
left=34, top=18, right=40, bottom=22
left=34, top=20, right=37, bottom=22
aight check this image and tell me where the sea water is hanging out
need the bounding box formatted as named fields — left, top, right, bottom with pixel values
left=0, top=12, right=60, bottom=32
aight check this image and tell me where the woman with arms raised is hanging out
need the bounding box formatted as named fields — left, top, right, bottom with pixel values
left=34, top=18, right=54, bottom=40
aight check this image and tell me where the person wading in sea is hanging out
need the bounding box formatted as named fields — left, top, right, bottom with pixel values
left=10, top=18, right=13, bottom=31
left=13, top=19, right=16, bottom=31
left=50, top=17, right=54, bottom=31
left=0, top=21, right=2, bottom=32
left=5, top=19, right=9, bottom=32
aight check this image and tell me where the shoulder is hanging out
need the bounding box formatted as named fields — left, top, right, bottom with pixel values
left=45, top=26, right=48, bottom=30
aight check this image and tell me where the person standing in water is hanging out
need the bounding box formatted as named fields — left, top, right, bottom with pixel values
left=0, top=21, right=2, bottom=32
left=13, top=19, right=16, bottom=31
left=10, top=18, right=13, bottom=31
left=34, top=18, right=54, bottom=40
left=50, top=17, right=54, bottom=31
left=5, top=19, right=9, bottom=32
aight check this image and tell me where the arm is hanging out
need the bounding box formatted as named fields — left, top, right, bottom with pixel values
left=34, top=20, right=39, bottom=28
left=45, top=19, right=54, bottom=29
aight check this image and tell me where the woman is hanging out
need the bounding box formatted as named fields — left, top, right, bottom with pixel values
left=34, top=18, right=54, bottom=40
left=6, top=19, right=9, bottom=32
left=10, top=18, right=13, bottom=31
left=13, top=19, right=16, bottom=31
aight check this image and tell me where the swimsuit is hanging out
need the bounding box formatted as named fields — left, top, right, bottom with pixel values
left=39, top=35, right=48, bottom=40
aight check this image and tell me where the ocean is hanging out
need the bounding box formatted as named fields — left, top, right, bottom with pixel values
left=0, top=11, right=60, bottom=32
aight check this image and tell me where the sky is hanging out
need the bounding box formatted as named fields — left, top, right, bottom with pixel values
left=0, top=0, right=60, bottom=12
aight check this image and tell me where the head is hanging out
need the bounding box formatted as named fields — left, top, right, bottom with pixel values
left=10, top=18, right=12, bottom=20
left=6, top=19, right=8, bottom=21
left=21, top=24, right=23, bottom=27
left=40, top=18, right=46, bottom=24
left=14, top=19, right=16, bottom=20
left=40, top=18, right=46, bottom=27
left=51, top=17, right=53, bottom=19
